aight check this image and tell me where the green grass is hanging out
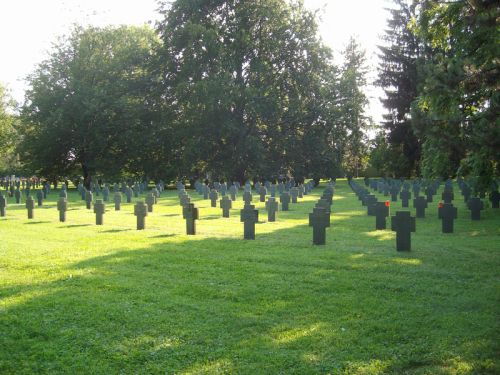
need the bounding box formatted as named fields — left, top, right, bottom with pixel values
left=0, top=179, right=498, bottom=374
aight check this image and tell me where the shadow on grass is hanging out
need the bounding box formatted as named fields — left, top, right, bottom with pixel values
left=24, top=221, right=51, bottom=225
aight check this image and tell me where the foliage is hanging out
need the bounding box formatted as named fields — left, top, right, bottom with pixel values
left=19, top=25, right=161, bottom=186
left=0, top=84, right=20, bottom=173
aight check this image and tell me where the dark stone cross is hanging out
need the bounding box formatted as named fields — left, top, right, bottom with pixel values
left=220, top=196, right=232, bottom=218
left=180, top=194, right=191, bottom=207
left=489, top=191, right=499, bottom=209
left=298, top=185, right=304, bottom=198
left=85, top=190, right=93, bottom=209
left=309, top=207, right=330, bottom=245
left=280, top=192, right=290, bottom=211
left=126, top=187, right=133, bottom=203
left=15, top=189, right=21, bottom=204
left=290, top=187, right=299, bottom=203
left=265, top=197, right=279, bottom=222
left=243, top=191, right=253, bottom=205
left=390, top=186, right=399, bottom=202
left=467, top=197, right=484, bottom=220
left=94, top=199, right=106, bottom=225
left=103, top=186, right=110, bottom=202
left=240, top=204, right=258, bottom=240
left=57, top=197, right=67, bottom=222
left=114, top=192, right=122, bottom=211
left=0, top=193, right=6, bottom=217
left=146, top=193, right=155, bottom=213
left=425, top=187, right=434, bottom=203
left=374, top=201, right=390, bottom=230
left=59, top=189, right=67, bottom=199
left=26, top=196, right=35, bottom=219
left=413, top=196, right=428, bottom=218
left=366, top=196, right=377, bottom=216
left=441, top=190, right=454, bottom=204
left=438, top=203, right=457, bottom=233
left=400, top=189, right=411, bottom=208
left=36, top=190, right=43, bottom=206
left=462, top=185, right=471, bottom=202
left=315, top=198, right=331, bottom=215
left=134, top=201, right=148, bottom=230
left=391, top=211, right=416, bottom=251
left=183, top=203, right=199, bottom=235
left=203, top=185, right=210, bottom=199
left=229, top=185, right=237, bottom=201
left=209, top=189, right=219, bottom=207
left=259, top=186, right=267, bottom=202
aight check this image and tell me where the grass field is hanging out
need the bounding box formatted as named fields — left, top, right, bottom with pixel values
left=1, top=179, right=498, bottom=374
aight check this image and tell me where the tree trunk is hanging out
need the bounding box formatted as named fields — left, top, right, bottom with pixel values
left=82, top=163, right=91, bottom=190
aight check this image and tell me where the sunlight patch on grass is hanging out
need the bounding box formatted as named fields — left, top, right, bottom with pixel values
left=345, top=359, right=390, bottom=374
left=442, top=356, right=474, bottom=375
left=364, top=230, right=393, bottom=241
left=1, top=289, right=54, bottom=310
left=302, top=352, right=321, bottom=363
left=391, top=258, right=422, bottom=266
left=184, top=359, right=233, bottom=374
left=350, top=253, right=365, bottom=260
left=116, top=335, right=181, bottom=355
left=273, top=323, right=325, bottom=345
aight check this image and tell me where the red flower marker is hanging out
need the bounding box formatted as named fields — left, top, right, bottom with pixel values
left=438, top=202, right=443, bottom=208
left=385, top=201, right=390, bottom=207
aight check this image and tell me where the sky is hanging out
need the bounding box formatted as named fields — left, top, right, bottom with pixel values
left=0, top=0, right=389, bottom=123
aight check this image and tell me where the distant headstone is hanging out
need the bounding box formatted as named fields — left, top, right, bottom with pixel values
left=114, top=192, right=122, bottom=211
left=391, top=211, right=416, bottom=251
left=134, top=201, right=148, bottom=230
left=209, top=189, right=219, bottom=208
left=259, top=186, right=267, bottom=202
left=15, top=189, right=21, bottom=204
left=94, top=199, right=106, bottom=225
left=85, top=190, right=93, bottom=209
left=183, top=203, right=199, bottom=235
left=438, top=202, right=457, bottom=233
left=220, top=195, right=232, bottom=218
left=441, top=190, right=454, bottom=204
left=26, top=196, right=35, bottom=219
left=103, top=186, right=110, bottom=202
left=146, top=193, right=155, bottom=213
left=413, top=196, right=428, bottom=218
left=57, top=197, right=67, bottom=222
left=280, top=192, right=290, bottom=211
left=290, top=187, right=299, bottom=203
left=126, top=187, right=133, bottom=203
left=489, top=191, right=499, bottom=209
left=400, top=189, right=411, bottom=208
left=36, top=190, right=43, bottom=206
left=265, top=197, right=279, bottom=222
left=59, top=189, right=68, bottom=199
left=309, top=207, right=330, bottom=245
left=425, top=187, right=434, bottom=203
left=243, top=191, right=253, bottom=205
left=390, top=186, right=399, bottom=202
left=374, top=201, right=390, bottom=230
left=0, top=193, right=7, bottom=217
left=229, top=185, right=237, bottom=201
left=240, top=204, right=258, bottom=240
left=203, top=185, right=210, bottom=199
left=467, top=197, right=484, bottom=220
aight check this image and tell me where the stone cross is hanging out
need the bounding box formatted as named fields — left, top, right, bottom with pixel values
left=374, top=201, right=390, bottom=230
left=265, top=197, right=279, bottom=222
left=36, top=190, right=43, bottom=206
left=298, top=184, right=304, bottom=198
left=309, top=207, right=330, bottom=245
left=229, top=185, right=237, bottom=201
left=243, top=191, right=253, bottom=205
left=0, top=193, right=6, bottom=217
left=59, top=189, right=67, bottom=199
left=103, top=186, right=110, bottom=202
left=438, top=202, right=457, bottom=233
left=183, top=203, right=199, bottom=235
left=441, top=190, right=454, bottom=204
left=203, top=185, right=210, bottom=199
left=114, top=192, right=122, bottom=211
left=126, top=187, right=133, bottom=203
left=425, top=187, right=434, bottom=203
left=400, top=189, right=411, bottom=208
left=94, top=199, right=106, bottom=225
left=240, top=204, right=258, bottom=240
left=209, top=189, right=219, bottom=207
left=259, top=186, right=267, bottom=202
left=180, top=194, right=191, bottom=207
left=390, top=186, right=399, bottom=202
left=85, top=190, right=93, bottom=209
left=134, top=201, right=148, bottom=230
left=413, top=196, right=428, bottom=218
left=15, top=189, right=21, bottom=204
left=220, top=196, right=232, bottom=218
left=391, top=211, right=416, bottom=251
left=146, top=193, right=155, bottom=213
left=489, top=191, right=499, bottom=208
left=57, top=197, right=67, bottom=222
left=280, top=192, right=290, bottom=211
left=26, top=196, right=35, bottom=219
left=290, top=187, right=299, bottom=203
left=467, top=197, right=484, bottom=220
left=315, top=198, right=331, bottom=215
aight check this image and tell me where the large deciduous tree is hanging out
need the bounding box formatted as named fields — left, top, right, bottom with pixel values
left=0, top=84, right=19, bottom=173
left=19, top=25, right=161, bottom=187
left=156, top=0, right=342, bottom=182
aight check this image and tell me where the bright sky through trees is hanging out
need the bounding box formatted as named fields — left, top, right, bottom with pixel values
left=0, top=0, right=388, bottom=122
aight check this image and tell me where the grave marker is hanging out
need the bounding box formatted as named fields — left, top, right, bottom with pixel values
left=26, top=196, right=35, bottom=219
left=413, top=196, right=428, bottom=218
left=183, top=203, right=199, bottom=235
left=391, top=211, right=416, bottom=251
left=240, top=204, right=258, bottom=240
left=134, top=201, right=148, bottom=230
left=220, top=196, right=232, bottom=218
left=438, top=202, right=457, bottom=233
left=85, top=190, right=93, bottom=209
left=400, top=189, right=411, bottom=208
left=209, top=189, right=219, bottom=208
left=94, top=199, right=106, bottom=225
left=146, top=193, right=155, bottom=213
left=114, top=192, right=122, bottom=211
left=467, top=197, right=484, bottom=220
left=309, top=207, right=330, bottom=245
left=280, top=192, right=290, bottom=211
left=265, top=197, right=279, bottom=222
left=57, top=197, right=67, bottom=222
left=374, top=201, right=390, bottom=230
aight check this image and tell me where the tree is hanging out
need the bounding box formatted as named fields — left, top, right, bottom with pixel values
left=0, top=84, right=20, bottom=173
left=413, top=0, right=499, bottom=190
left=19, top=25, right=161, bottom=187
left=338, top=37, right=369, bottom=177
left=377, top=0, right=423, bottom=177
left=156, top=0, right=342, bottom=182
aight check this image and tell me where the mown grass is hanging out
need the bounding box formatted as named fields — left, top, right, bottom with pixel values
left=0, top=179, right=498, bottom=374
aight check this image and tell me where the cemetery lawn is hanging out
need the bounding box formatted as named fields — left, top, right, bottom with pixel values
left=1, top=180, right=498, bottom=375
